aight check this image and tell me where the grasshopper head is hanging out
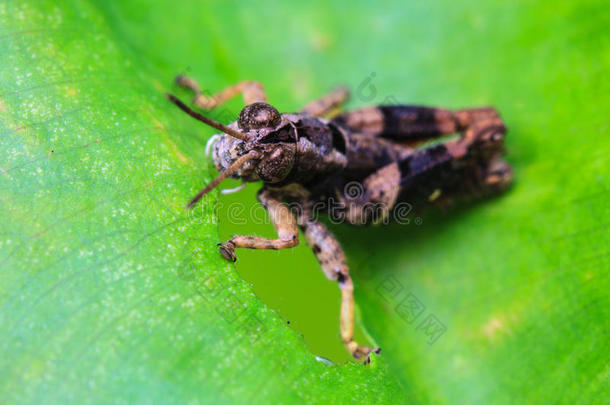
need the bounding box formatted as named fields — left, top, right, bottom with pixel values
left=166, top=94, right=297, bottom=208
left=212, top=102, right=297, bottom=183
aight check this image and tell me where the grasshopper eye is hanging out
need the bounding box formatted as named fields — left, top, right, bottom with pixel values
left=238, top=102, right=281, bottom=130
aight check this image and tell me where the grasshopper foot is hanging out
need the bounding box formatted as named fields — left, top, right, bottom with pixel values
left=218, top=241, right=237, bottom=262
left=347, top=341, right=381, bottom=363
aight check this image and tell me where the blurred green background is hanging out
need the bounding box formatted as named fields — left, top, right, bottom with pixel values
left=1, top=0, right=608, bottom=403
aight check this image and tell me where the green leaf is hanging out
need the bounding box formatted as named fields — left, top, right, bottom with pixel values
left=0, top=1, right=400, bottom=403
left=1, top=0, right=608, bottom=404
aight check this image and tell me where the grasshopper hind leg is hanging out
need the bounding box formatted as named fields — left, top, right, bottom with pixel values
left=339, top=162, right=402, bottom=225
left=333, top=105, right=500, bottom=139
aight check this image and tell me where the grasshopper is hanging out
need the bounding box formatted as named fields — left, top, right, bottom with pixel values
left=166, top=76, right=512, bottom=361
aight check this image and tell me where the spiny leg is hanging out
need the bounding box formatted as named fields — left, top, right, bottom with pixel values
left=297, top=212, right=379, bottom=361
left=300, top=87, right=350, bottom=117
left=332, top=105, right=499, bottom=139
left=175, top=76, right=268, bottom=109
left=217, top=189, right=298, bottom=262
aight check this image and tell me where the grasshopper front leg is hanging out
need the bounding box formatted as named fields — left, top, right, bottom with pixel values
left=217, top=189, right=299, bottom=262
left=175, top=76, right=268, bottom=110
left=219, top=186, right=376, bottom=360
left=297, top=210, right=379, bottom=361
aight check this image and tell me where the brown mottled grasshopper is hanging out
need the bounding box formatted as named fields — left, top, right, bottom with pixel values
left=166, top=76, right=512, bottom=361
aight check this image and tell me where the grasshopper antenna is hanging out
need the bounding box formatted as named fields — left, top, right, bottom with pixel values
left=165, top=93, right=251, bottom=142
left=186, top=150, right=260, bottom=209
